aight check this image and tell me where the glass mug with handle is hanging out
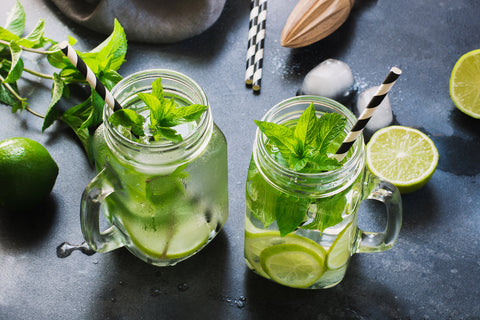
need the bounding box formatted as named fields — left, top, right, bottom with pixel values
left=81, top=69, right=228, bottom=266
left=244, top=96, right=402, bottom=288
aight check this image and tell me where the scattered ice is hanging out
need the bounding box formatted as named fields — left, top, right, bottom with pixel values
left=299, top=59, right=356, bottom=102
left=355, top=86, right=393, bottom=133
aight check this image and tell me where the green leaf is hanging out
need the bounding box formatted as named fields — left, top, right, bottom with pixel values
left=316, top=112, right=346, bottom=155
left=0, top=27, right=20, bottom=43
left=42, top=73, right=64, bottom=131
left=152, top=126, right=183, bottom=143
left=3, top=40, right=23, bottom=83
left=108, top=109, right=145, bottom=137
left=99, top=70, right=122, bottom=90
left=275, top=195, right=310, bottom=237
left=302, top=193, right=347, bottom=233
left=254, top=120, right=298, bottom=155
left=294, top=103, right=317, bottom=148
left=173, top=104, right=208, bottom=123
left=138, top=93, right=162, bottom=124
left=4, top=0, right=25, bottom=37
left=18, top=19, right=45, bottom=48
left=151, top=77, right=164, bottom=100
left=79, top=89, right=105, bottom=130
left=81, top=19, right=127, bottom=73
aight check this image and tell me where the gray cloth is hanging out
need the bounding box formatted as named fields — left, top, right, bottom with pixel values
left=50, top=0, right=226, bottom=43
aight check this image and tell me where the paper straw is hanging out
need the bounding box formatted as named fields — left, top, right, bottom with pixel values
left=58, top=41, right=122, bottom=111
left=245, top=0, right=260, bottom=85
left=252, top=0, right=267, bottom=92
left=334, top=66, right=402, bottom=161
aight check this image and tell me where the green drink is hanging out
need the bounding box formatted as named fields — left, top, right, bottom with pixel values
left=244, top=96, right=402, bottom=288
left=81, top=70, right=228, bottom=266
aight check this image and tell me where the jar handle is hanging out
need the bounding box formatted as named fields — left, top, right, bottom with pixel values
left=80, top=166, right=127, bottom=253
left=355, top=173, right=402, bottom=253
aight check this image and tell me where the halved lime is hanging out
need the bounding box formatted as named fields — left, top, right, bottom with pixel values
left=326, top=222, right=354, bottom=269
left=260, top=243, right=325, bottom=288
left=366, top=126, right=439, bottom=194
left=450, top=49, right=480, bottom=119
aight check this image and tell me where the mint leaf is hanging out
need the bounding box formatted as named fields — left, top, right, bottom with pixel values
left=42, top=73, right=64, bottom=131
left=303, top=192, right=347, bottom=233
left=108, top=108, right=145, bottom=137
left=17, top=19, right=45, bottom=48
left=254, top=120, right=298, bottom=157
left=3, top=40, right=23, bottom=83
left=173, top=104, right=208, bottom=123
left=4, top=0, right=25, bottom=37
left=294, top=103, right=317, bottom=148
left=275, top=195, right=310, bottom=236
left=316, top=112, right=346, bottom=155
left=81, top=19, right=126, bottom=73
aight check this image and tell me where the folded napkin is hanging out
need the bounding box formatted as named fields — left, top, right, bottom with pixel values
left=51, top=0, right=226, bottom=43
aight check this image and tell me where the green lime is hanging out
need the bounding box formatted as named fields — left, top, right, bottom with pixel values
left=260, top=243, right=326, bottom=288
left=366, top=126, right=439, bottom=194
left=449, top=49, right=480, bottom=119
left=326, top=222, right=354, bottom=269
left=0, top=137, right=58, bottom=211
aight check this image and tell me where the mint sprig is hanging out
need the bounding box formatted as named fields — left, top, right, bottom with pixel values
left=109, top=78, right=208, bottom=143
left=0, top=1, right=127, bottom=161
left=254, top=103, right=347, bottom=173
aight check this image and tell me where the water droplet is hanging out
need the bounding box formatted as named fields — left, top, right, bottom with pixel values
left=93, top=260, right=98, bottom=265
left=178, top=283, right=190, bottom=292
left=56, top=241, right=95, bottom=258
left=234, top=296, right=247, bottom=308
left=150, top=288, right=163, bottom=297
left=111, top=298, right=116, bottom=303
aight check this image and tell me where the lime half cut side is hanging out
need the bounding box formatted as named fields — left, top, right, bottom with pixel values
left=366, top=126, right=439, bottom=194
left=450, top=49, right=480, bottom=119
left=260, top=243, right=326, bottom=288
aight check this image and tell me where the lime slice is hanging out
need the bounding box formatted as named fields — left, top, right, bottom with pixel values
left=450, top=49, right=480, bottom=119
left=260, top=243, right=325, bottom=288
left=326, top=222, right=354, bottom=269
left=125, top=213, right=210, bottom=259
left=366, top=126, right=439, bottom=194
left=244, top=229, right=327, bottom=284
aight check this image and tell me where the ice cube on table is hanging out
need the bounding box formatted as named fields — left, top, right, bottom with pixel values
left=355, top=86, right=393, bottom=134
left=299, top=59, right=355, bottom=102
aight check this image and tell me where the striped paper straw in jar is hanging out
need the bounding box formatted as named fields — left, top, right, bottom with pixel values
left=58, top=41, right=122, bottom=111
left=334, top=67, right=402, bottom=161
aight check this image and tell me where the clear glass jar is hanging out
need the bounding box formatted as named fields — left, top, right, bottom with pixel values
left=244, top=96, right=402, bottom=288
left=81, top=69, right=228, bottom=266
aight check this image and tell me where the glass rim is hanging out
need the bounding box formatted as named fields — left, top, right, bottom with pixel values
left=104, top=68, right=211, bottom=152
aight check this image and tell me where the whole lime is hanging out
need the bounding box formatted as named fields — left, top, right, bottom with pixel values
left=0, top=137, right=59, bottom=211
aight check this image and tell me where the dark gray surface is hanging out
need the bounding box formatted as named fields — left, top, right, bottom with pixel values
left=1, top=0, right=479, bottom=319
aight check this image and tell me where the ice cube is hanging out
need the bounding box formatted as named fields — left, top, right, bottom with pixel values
left=355, top=86, right=393, bottom=134
left=299, top=59, right=356, bottom=102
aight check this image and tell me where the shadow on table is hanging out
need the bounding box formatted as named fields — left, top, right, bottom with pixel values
left=243, top=256, right=401, bottom=319
left=88, top=230, right=233, bottom=319
left=0, top=195, right=58, bottom=252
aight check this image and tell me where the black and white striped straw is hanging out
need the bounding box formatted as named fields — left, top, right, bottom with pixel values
left=252, top=0, right=267, bottom=92
left=334, top=66, right=402, bottom=161
left=245, top=0, right=260, bottom=85
left=58, top=41, right=122, bottom=111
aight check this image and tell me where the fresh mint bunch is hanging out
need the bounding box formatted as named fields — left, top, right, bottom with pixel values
left=109, top=78, right=208, bottom=143
left=254, top=103, right=347, bottom=173
left=0, top=1, right=127, bottom=160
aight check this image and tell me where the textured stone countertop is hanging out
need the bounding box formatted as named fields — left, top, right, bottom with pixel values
left=0, top=0, right=479, bottom=319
